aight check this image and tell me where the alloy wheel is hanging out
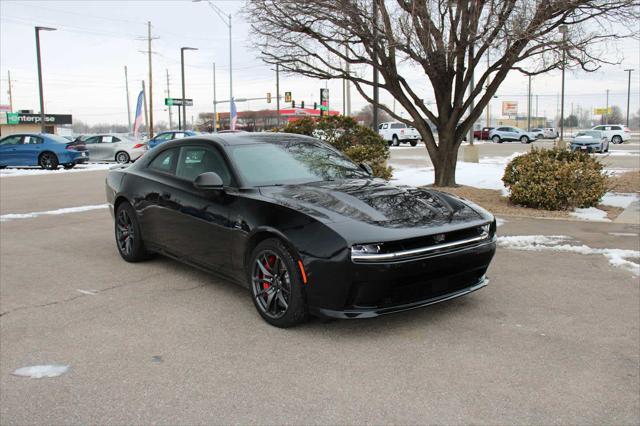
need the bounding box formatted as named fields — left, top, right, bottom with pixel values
left=252, top=251, right=291, bottom=319
left=116, top=152, right=130, bottom=164
left=116, top=208, right=135, bottom=256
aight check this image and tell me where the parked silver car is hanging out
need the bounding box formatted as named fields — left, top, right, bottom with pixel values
left=570, top=130, right=609, bottom=153
left=489, top=126, right=538, bottom=144
left=79, top=134, right=146, bottom=163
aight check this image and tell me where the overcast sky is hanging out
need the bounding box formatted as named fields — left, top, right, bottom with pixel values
left=0, top=0, right=638, bottom=126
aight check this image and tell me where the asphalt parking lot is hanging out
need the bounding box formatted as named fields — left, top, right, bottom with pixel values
left=1, top=144, right=639, bottom=424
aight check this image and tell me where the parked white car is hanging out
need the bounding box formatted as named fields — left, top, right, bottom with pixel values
left=78, top=134, right=147, bottom=163
left=590, top=124, right=631, bottom=144
left=531, top=127, right=559, bottom=139
left=489, top=126, right=538, bottom=144
left=378, top=122, right=421, bottom=146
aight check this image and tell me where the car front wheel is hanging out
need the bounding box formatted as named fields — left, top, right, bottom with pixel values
left=612, top=135, right=622, bottom=144
left=492, top=136, right=501, bottom=143
left=249, top=238, right=308, bottom=328
left=520, top=136, right=530, bottom=144
left=392, top=135, right=400, bottom=146
left=115, top=151, right=130, bottom=164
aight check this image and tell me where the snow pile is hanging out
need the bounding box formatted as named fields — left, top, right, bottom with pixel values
left=0, top=204, right=108, bottom=222
left=600, top=192, right=640, bottom=208
left=498, top=235, right=640, bottom=276
left=570, top=207, right=611, bottom=222
left=12, top=365, right=70, bottom=378
left=0, top=163, right=112, bottom=178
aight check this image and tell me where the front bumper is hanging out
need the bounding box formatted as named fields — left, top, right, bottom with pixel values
left=571, top=143, right=601, bottom=152
left=306, top=236, right=496, bottom=319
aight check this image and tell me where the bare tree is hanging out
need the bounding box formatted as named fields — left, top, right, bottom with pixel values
left=246, top=0, right=638, bottom=186
left=355, top=103, right=393, bottom=126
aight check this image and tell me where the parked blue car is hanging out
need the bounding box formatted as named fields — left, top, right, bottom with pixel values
left=147, top=130, right=197, bottom=149
left=0, top=133, right=89, bottom=170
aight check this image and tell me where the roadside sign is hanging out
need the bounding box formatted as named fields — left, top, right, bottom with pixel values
left=593, top=107, right=611, bottom=115
left=165, top=98, right=193, bottom=107
left=6, top=113, right=19, bottom=125
left=266, top=92, right=272, bottom=103
left=0, top=105, right=11, bottom=112
left=502, top=101, right=518, bottom=115
left=320, top=88, right=329, bottom=111
left=284, top=92, right=292, bottom=103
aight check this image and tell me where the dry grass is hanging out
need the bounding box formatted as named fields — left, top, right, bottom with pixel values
left=429, top=185, right=625, bottom=220
left=609, top=170, right=640, bottom=194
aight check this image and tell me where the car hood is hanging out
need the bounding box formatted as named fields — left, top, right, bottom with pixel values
left=572, top=136, right=599, bottom=144
left=258, top=179, right=490, bottom=230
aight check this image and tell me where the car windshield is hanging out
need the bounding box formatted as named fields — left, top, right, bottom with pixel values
left=576, top=131, right=599, bottom=138
left=229, top=140, right=369, bottom=186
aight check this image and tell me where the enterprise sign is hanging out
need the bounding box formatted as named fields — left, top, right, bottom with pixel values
left=5, top=113, right=73, bottom=125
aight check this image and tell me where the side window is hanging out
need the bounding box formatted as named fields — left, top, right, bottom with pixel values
left=390, top=123, right=405, bottom=129
left=378, top=124, right=384, bottom=130
left=23, top=136, right=43, bottom=145
left=154, top=133, right=174, bottom=142
left=0, top=135, right=23, bottom=146
left=382, top=124, right=389, bottom=129
left=84, top=136, right=99, bottom=144
left=593, top=126, right=604, bottom=131
left=102, top=136, right=114, bottom=143
left=148, top=148, right=178, bottom=174
left=611, top=126, right=621, bottom=130
left=176, top=146, right=231, bottom=184
left=497, top=127, right=509, bottom=132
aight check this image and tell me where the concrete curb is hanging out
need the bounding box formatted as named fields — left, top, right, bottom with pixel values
left=614, top=201, right=640, bottom=224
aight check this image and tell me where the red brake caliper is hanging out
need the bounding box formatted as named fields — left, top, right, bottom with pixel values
left=261, top=256, right=276, bottom=297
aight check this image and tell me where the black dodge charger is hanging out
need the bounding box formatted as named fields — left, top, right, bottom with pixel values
left=106, top=133, right=496, bottom=327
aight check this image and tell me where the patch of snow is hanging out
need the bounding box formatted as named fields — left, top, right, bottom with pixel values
left=76, top=289, right=97, bottom=295
left=609, top=232, right=639, bottom=237
left=12, top=365, right=70, bottom=378
left=498, top=235, right=640, bottom=276
left=0, top=204, right=108, bottom=222
left=0, top=163, right=113, bottom=178
left=570, top=207, right=611, bottom=222
left=600, top=192, right=640, bottom=208
left=496, top=217, right=506, bottom=227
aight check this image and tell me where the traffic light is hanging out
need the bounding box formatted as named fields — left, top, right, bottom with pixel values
left=284, top=91, right=292, bottom=102
left=301, top=100, right=305, bottom=108
left=266, top=92, right=271, bottom=103
left=292, top=101, right=295, bottom=108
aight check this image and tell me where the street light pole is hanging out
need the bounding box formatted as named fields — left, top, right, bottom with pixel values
left=559, top=25, right=568, bottom=141
left=213, top=62, right=217, bottom=133
left=624, top=69, right=633, bottom=127
left=180, top=46, right=198, bottom=130
left=194, top=0, right=233, bottom=121
left=35, top=26, right=56, bottom=133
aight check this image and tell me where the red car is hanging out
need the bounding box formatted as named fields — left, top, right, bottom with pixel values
left=473, top=127, right=494, bottom=140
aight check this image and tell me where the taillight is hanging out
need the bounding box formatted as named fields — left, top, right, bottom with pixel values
left=133, top=143, right=145, bottom=149
left=66, top=143, right=77, bottom=151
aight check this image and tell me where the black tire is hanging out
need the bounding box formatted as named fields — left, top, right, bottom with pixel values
left=492, top=135, right=502, bottom=144
left=392, top=135, right=400, bottom=147
left=612, top=135, right=622, bottom=144
left=38, top=152, right=59, bottom=170
left=248, top=238, right=308, bottom=328
left=115, top=151, right=130, bottom=164
left=410, top=140, right=418, bottom=147
left=604, top=142, right=609, bottom=153
left=520, top=136, right=530, bottom=144
left=63, top=164, right=75, bottom=170
left=115, top=202, right=152, bottom=262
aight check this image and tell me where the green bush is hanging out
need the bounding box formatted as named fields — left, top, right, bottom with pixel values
left=283, top=115, right=392, bottom=179
left=502, top=148, right=608, bottom=210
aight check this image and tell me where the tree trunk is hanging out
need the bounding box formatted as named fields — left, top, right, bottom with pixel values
left=433, top=130, right=460, bottom=187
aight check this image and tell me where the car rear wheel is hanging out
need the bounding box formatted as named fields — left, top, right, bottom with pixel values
left=520, top=136, right=530, bottom=144
left=249, top=238, right=308, bottom=328
left=492, top=136, right=501, bottom=143
left=115, top=202, right=152, bottom=262
left=392, top=135, right=400, bottom=146
left=115, top=151, right=130, bottom=164
left=38, top=152, right=58, bottom=170
left=410, top=140, right=418, bottom=147
left=612, top=135, right=622, bottom=144
left=63, top=164, right=75, bottom=170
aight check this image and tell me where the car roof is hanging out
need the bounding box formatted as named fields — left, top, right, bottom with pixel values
left=159, top=132, right=318, bottom=148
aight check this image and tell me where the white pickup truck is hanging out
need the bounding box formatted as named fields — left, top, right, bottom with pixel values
left=378, top=122, right=421, bottom=146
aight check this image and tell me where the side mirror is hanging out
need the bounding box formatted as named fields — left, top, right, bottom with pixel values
left=359, top=163, right=373, bottom=176
left=194, top=172, right=224, bottom=191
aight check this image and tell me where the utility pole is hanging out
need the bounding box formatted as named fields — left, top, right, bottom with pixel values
left=213, top=63, right=217, bottom=132
left=166, top=69, right=173, bottom=129
left=276, top=64, right=280, bottom=127
left=536, top=95, right=539, bottom=123
left=485, top=50, right=490, bottom=127
left=7, top=70, right=13, bottom=112
left=142, top=80, right=149, bottom=133
left=124, top=66, right=132, bottom=132
left=147, top=21, right=154, bottom=138
left=35, top=26, right=56, bottom=133
left=180, top=47, right=198, bottom=130
left=468, top=41, right=475, bottom=146
left=624, top=69, right=633, bottom=126
left=527, top=74, right=532, bottom=131
left=605, top=89, right=609, bottom=124
left=372, top=0, right=379, bottom=129
left=345, top=45, right=351, bottom=116
left=559, top=25, right=568, bottom=140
